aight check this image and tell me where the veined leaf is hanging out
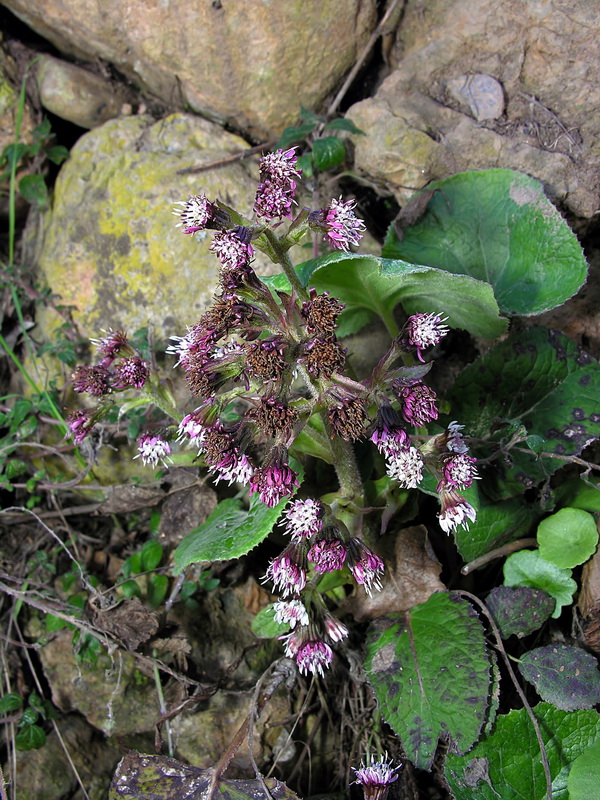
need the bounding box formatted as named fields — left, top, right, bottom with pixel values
left=364, top=591, right=491, bottom=770
left=295, top=251, right=507, bottom=338
left=383, top=169, right=587, bottom=316
left=445, top=703, right=600, bottom=800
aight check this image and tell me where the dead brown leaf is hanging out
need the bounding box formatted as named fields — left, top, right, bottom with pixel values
left=92, top=596, right=159, bottom=650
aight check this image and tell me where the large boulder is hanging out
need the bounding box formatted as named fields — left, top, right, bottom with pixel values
left=35, top=112, right=275, bottom=344
left=347, top=0, right=600, bottom=218
left=2, top=0, right=377, bottom=139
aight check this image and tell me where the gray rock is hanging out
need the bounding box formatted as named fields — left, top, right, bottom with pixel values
left=36, top=55, right=129, bottom=129
left=2, top=0, right=377, bottom=139
left=446, top=73, right=504, bottom=121
left=346, top=0, right=600, bottom=218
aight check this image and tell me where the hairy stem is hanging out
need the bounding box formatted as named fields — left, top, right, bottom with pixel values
left=263, top=228, right=308, bottom=300
left=321, top=412, right=364, bottom=501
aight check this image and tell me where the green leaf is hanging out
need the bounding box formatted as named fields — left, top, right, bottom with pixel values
left=20, top=707, right=39, bottom=726
left=0, top=692, right=23, bottom=714
left=312, top=137, right=346, bottom=171
left=121, top=580, right=143, bottom=599
left=518, top=645, right=600, bottom=711
left=567, top=478, right=600, bottom=512
left=448, top=327, right=600, bottom=499
left=147, top=574, right=169, bottom=608
left=503, top=550, right=576, bottom=618
left=296, top=252, right=507, bottom=339
left=45, top=144, right=69, bottom=165
left=6, top=459, right=28, bottom=479
left=324, top=117, right=365, bottom=135
left=537, top=508, right=598, bottom=569
left=299, top=107, right=324, bottom=125
left=275, top=123, right=315, bottom=150
left=452, top=483, right=538, bottom=562
left=18, top=174, right=49, bottom=208
left=172, top=473, right=300, bottom=572
left=336, top=306, right=375, bottom=338
left=364, top=591, right=491, bottom=770
left=15, top=723, right=46, bottom=751
left=567, top=737, right=600, bottom=799
left=486, top=586, right=554, bottom=639
left=445, top=703, right=600, bottom=800
left=382, top=169, right=588, bottom=315
left=141, top=540, right=163, bottom=571
left=45, top=613, right=69, bottom=632
left=108, top=751, right=300, bottom=800
left=251, top=605, right=290, bottom=638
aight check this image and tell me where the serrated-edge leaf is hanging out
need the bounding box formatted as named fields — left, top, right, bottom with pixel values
left=449, top=328, right=600, bottom=498
left=251, top=604, right=290, bottom=638
left=364, top=591, right=491, bottom=770
left=445, top=703, right=600, bottom=800
left=518, top=644, right=600, bottom=711
left=312, top=136, right=346, bottom=171
left=172, top=467, right=301, bottom=572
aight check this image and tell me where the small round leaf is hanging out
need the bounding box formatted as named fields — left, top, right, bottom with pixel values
left=537, top=507, right=598, bottom=569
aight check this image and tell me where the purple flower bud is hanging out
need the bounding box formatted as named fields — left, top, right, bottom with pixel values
left=281, top=499, right=324, bottom=541
left=90, top=328, right=129, bottom=365
left=353, top=754, right=401, bottom=800
left=112, top=357, right=150, bottom=389
left=307, top=539, right=348, bottom=573
left=405, top=312, right=449, bottom=362
left=394, top=382, right=439, bottom=426
left=370, top=405, right=411, bottom=458
left=323, top=614, right=349, bottom=644
left=67, top=409, right=95, bottom=444
left=347, top=539, right=384, bottom=596
left=437, top=487, right=477, bottom=533
left=172, top=194, right=220, bottom=234
left=253, top=148, right=301, bottom=220
left=210, top=227, right=254, bottom=271
left=134, top=434, right=172, bottom=468
left=313, top=197, right=366, bottom=251
left=249, top=448, right=298, bottom=507
left=71, top=365, right=111, bottom=397
left=447, top=420, right=470, bottom=453
left=439, top=452, right=479, bottom=491
left=177, top=410, right=208, bottom=449
left=295, top=639, right=334, bottom=677
left=263, top=546, right=307, bottom=597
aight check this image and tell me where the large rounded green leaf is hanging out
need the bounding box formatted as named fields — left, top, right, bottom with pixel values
left=294, top=251, right=507, bottom=338
left=568, top=737, right=600, bottom=800
left=383, top=169, right=587, bottom=315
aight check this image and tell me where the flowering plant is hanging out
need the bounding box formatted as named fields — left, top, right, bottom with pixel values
left=70, top=152, right=600, bottom=799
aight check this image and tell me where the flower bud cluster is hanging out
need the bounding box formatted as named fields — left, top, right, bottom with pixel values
left=66, top=148, right=483, bottom=688
left=261, top=498, right=384, bottom=676
left=67, top=330, right=150, bottom=444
